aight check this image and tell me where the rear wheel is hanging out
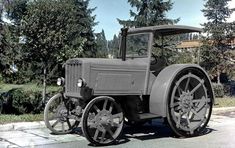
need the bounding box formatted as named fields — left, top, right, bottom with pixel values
left=167, top=68, right=213, bottom=137
left=82, top=96, right=124, bottom=145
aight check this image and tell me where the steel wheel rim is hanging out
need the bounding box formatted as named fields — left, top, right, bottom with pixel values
left=82, top=97, right=123, bottom=145
left=45, top=94, right=78, bottom=134
left=169, top=71, right=212, bottom=135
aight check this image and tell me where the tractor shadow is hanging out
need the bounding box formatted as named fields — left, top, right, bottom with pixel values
left=121, top=119, right=215, bottom=141
left=74, top=119, right=216, bottom=147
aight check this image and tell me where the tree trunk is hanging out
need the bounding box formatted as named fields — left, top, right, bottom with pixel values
left=217, top=71, right=220, bottom=84
left=42, top=67, right=47, bottom=103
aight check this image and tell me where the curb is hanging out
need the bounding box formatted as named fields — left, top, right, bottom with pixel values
left=0, top=121, right=45, bottom=132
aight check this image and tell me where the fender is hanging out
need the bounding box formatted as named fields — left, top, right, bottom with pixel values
left=149, top=64, right=214, bottom=117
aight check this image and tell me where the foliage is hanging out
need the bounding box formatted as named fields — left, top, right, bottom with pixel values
left=0, top=1, right=11, bottom=81
left=3, top=0, right=97, bottom=101
left=108, top=34, right=120, bottom=58
left=212, top=83, right=224, bottom=98
left=117, top=0, right=180, bottom=63
left=2, top=0, right=97, bottom=85
left=174, top=50, right=194, bottom=64
left=0, top=84, right=60, bottom=114
left=118, top=0, right=179, bottom=27
left=201, top=0, right=235, bottom=83
left=95, top=29, right=108, bottom=58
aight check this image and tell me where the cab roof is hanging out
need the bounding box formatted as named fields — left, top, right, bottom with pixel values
left=127, top=25, right=202, bottom=36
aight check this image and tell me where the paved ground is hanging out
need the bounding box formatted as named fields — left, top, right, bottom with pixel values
left=0, top=107, right=235, bottom=148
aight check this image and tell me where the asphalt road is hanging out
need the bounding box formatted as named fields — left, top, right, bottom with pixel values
left=1, top=108, right=235, bottom=148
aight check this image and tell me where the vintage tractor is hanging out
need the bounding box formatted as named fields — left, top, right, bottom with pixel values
left=44, top=25, right=214, bottom=145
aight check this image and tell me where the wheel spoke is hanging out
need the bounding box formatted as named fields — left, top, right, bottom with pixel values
left=101, top=130, right=106, bottom=142
left=61, top=122, right=65, bottom=132
left=192, top=98, right=211, bottom=103
left=186, top=112, right=191, bottom=127
left=88, top=121, right=96, bottom=128
left=52, top=119, right=59, bottom=128
left=106, top=127, right=114, bottom=140
left=190, top=80, right=204, bottom=95
left=191, top=109, right=204, bottom=120
left=103, top=99, right=108, bottom=110
left=174, top=96, right=180, bottom=101
left=93, top=105, right=100, bottom=113
left=175, top=105, right=181, bottom=110
left=67, top=119, right=72, bottom=129
left=176, top=111, right=182, bottom=128
left=185, top=75, right=191, bottom=91
left=171, top=102, right=180, bottom=108
left=108, top=103, right=113, bottom=113
left=112, top=113, right=123, bottom=120
left=93, top=129, right=99, bottom=141
left=177, top=85, right=183, bottom=95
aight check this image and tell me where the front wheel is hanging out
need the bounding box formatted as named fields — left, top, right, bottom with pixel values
left=167, top=68, right=213, bottom=137
left=82, top=96, right=124, bottom=145
left=44, top=93, right=79, bottom=134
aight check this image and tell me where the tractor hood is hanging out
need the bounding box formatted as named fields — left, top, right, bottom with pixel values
left=65, top=58, right=151, bottom=98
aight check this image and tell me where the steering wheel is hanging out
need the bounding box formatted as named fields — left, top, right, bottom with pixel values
left=137, top=48, right=147, bottom=56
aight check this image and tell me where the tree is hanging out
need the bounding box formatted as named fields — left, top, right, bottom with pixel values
left=108, top=34, right=120, bottom=58
left=201, top=0, right=235, bottom=83
left=4, top=0, right=96, bottom=100
left=95, top=29, right=108, bottom=57
left=118, top=0, right=179, bottom=27
left=0, top=0, right=11, bottom=80
left=73, top=0, right=97, bottom=58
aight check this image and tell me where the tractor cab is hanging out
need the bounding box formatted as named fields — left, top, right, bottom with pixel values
left=119, top=25, right=202, bottom=75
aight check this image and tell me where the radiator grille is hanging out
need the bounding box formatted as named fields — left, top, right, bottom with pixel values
left=65, top=63, right=81, bottom=97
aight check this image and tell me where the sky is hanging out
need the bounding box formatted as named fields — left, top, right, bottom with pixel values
left=89, top=0, right=235, bottom=40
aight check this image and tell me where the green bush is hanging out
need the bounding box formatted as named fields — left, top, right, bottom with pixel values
left=0, top=86, right=60, bottom=114
left=212, top=83, right=224, bottom=97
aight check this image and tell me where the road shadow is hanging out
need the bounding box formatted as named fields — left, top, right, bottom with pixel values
left=73, top=119, right=216, bottom=147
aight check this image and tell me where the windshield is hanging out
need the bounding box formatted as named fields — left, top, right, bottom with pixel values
left=126, top=33, right=150, bottom=58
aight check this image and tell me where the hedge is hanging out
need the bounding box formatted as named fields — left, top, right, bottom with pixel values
left=212, top=83, right=224, bottom=98
left=0, top=85, right=60, bottom=114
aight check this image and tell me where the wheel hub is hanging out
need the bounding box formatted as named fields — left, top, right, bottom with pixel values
left=96, top=110, right=112, bottom=126
left=180, top=91, right=193, bottom=113
left=57, top=105, right=68, bottom=121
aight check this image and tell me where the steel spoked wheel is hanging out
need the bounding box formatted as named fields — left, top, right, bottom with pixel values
left=44, top=93, right=79, bottom=134
left=167, top=68, right=213, bottom=137
left=82, top=96, right=124, bottom=145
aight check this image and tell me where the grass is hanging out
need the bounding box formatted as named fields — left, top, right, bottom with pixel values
left=0, top=114, right=43, bottom=124
left=214, top=96, right=235, bottom=108
left=0, top=83, right=60, bottom=93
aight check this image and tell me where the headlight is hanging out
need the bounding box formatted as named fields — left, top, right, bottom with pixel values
left=77, top=78, right=86, bottom=88
left=57, top=77, right=64, bottom=86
